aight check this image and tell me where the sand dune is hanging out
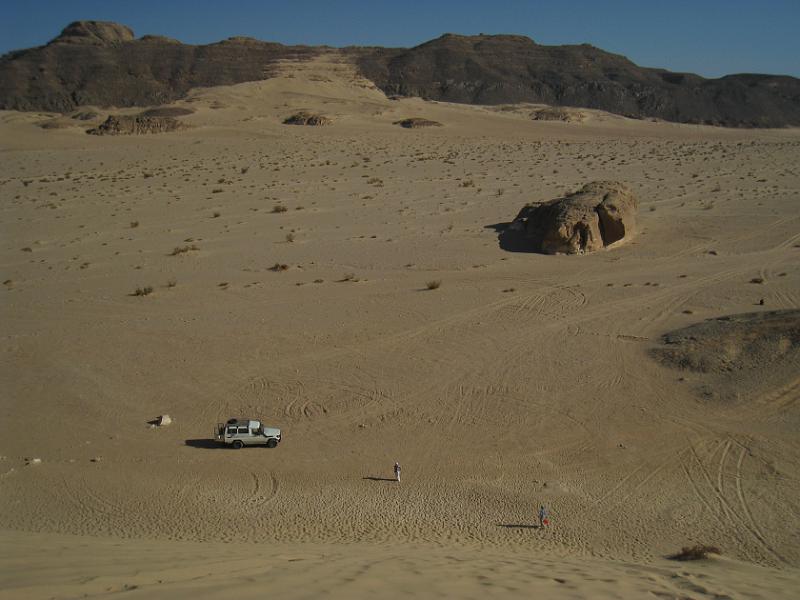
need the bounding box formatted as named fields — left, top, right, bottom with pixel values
left=2, top=56, right=799, bottom=597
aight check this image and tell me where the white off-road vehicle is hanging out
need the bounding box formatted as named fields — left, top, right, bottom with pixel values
left=216, top=418, right=281, bottom=449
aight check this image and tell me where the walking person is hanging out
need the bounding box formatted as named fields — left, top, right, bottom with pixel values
left=538, top=505, right=548, bottom=528
left=394, top=462, right=401, bottom=483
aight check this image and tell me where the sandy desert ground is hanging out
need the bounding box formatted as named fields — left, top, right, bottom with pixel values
left=1, top=55, right=799, bottom=599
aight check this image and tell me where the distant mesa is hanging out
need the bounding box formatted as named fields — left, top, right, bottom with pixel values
left=87, top=114, right=188, bottom=135
left=394, top=118, right=443, bottom=128
left=507, top=181, right=638, bottom=254
left=530, top=107, right=585, bottom=123
left=50, top=21, right=134, bottom=46
left=283, top=112, right=332, bottom=126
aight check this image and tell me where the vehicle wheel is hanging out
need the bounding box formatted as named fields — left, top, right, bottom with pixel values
left=266, top=439, right=277, bottom=448
left=232, top=440, right=244, bottom=449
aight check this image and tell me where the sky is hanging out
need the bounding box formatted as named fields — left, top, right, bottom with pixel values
left=2, top=0, right=799, bottom=78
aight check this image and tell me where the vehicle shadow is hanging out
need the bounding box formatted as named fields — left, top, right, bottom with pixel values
left=362, top=476, right=397, bottom=482
left=497, top=523, right=540, bottom=529
left=184, top=439, right=226, bottom=449
left=484, top=222, right=537, bottom=253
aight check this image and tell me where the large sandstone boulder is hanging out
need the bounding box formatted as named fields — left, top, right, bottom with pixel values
left=87, top=115, right=187, bottom=135
left=510, top=181, right=637, bottom=254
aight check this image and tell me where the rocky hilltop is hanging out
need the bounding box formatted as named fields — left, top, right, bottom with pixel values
left=1, top=22, right=799, bottom=127
left=0, top=21, right=317, bottom=112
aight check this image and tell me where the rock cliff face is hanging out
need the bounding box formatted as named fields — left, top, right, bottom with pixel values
left=510, top=181, right=638, bottom=254
left=2, top=24, right=799, bottom=127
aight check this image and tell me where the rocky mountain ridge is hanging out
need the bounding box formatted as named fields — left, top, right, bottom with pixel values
left=1, top=21, right=799, bottom=127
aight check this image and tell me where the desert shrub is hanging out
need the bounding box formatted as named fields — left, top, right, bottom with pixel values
left=426, top=280, right=442, bottom=290
left=669, top=545, right=721, bottom=561
left=170, top=244, right=198, bottom=256
left=269, top=263, right=289, bottom=272
left=272, top=204, right=288, bottom=213
left=133, top=286, right=153, bottom=296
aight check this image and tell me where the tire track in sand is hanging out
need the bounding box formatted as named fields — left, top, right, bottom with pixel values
left=734, top=446, right=786, bottom=564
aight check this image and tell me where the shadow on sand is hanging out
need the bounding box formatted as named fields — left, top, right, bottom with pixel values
left=184, top=439, right=226, bottom=450
left=497, top=523, right=540, bottom=529
left=484, top=222, right=537, bottom=253
left=362, top=476, right=397, bottom=482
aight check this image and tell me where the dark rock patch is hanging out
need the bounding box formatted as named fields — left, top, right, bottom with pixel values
left=530, top=107, right=585, bottom=123
left=139, top=106, right=195, bottom=118
left=87, top=115, right=188, bottom=135
left=394, top=118, right=443, bottom=128
left=651, top=310, right=800, bottom=403
left=283, top=112, right=332, bottom=126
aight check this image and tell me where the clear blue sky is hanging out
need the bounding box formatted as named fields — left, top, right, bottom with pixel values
left=2, top=0, right=799, bottom=78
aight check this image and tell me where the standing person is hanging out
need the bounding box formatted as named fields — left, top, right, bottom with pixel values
left=394, top=462, right=401, bottom=483
left=538, top=505, right=548, bottom=528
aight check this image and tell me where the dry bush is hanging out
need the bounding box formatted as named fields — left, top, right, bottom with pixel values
left=133, top=285, right=154, bottom=297
left=285, top=233, right=295, bottom=243
left=170, top=244, right=198, bottom=256
left=426, top=280, right=442, bottom=290
left=669, top=545, right=721, bottom=561
left=130, top=221, right=140, bottom=228
left=272, top=204, right=288, bottom=213
left=269, top=263, right=289, bottom=272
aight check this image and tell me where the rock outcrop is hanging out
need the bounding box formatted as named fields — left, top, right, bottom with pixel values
left=652, top=310, right=800, bottom=375
left=394, top=118, right=443, bottom=128
left=87, top=115, right=187, bottom=135
left=509, top=181, right=638, bottom=254
left=283, top=112, right=332, bottom=126
left=530, top=107, right=585, bottom=123
left=650, top=309, right=800, bottom=402
left=50, top=21, right=135, bottom=46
